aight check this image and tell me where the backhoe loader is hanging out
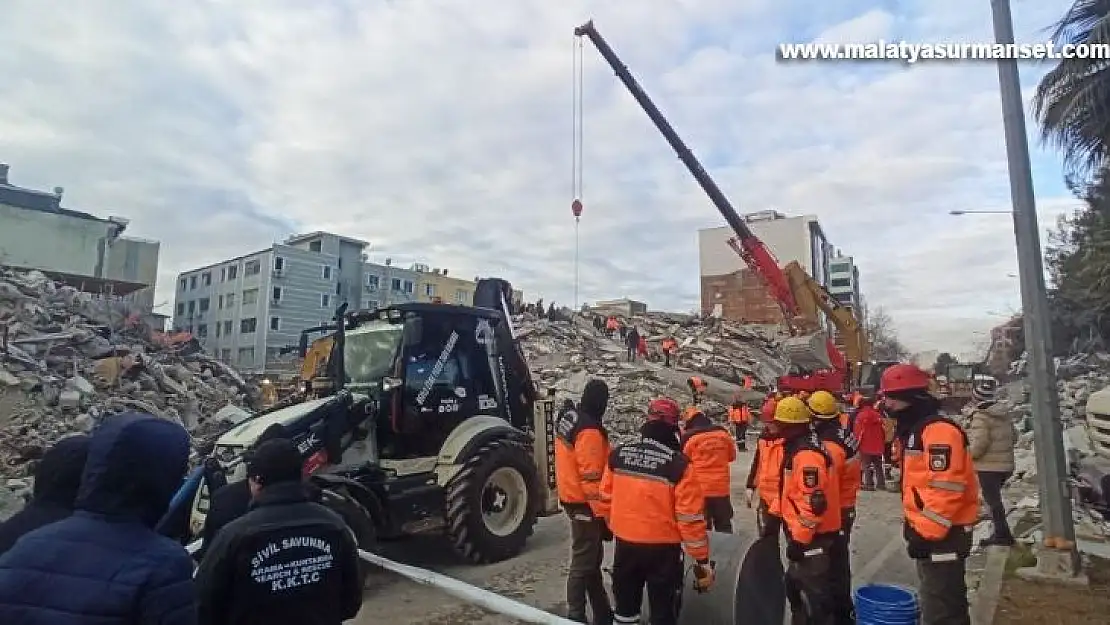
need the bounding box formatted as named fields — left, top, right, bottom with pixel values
left=180, top=278, right=561, bottom=572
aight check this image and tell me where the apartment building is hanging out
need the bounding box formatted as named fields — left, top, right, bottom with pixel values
left=361, top=259, right=419, bottom=309
left=699, top=210, right=833, bottom=324
left=172, top=232, right=368, bottom=372
left=0, top=163, right=160, bottom=314
left=827, top=253, right=861, bottom=310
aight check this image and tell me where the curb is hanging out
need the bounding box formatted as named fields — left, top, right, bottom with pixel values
left=970, top=546, right=1009, bottom=625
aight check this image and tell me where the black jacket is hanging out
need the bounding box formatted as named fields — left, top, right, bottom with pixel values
left=199, top=480, right=252, bottom=558
left=195, top=482, right=362, bottom=625
left=0, top=435, right=89, bottom=556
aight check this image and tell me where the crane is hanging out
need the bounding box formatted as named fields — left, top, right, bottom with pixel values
left=573, top=20, right=851, bottom=391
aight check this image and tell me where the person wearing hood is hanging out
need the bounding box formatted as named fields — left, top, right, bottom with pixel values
left=966, top=377, right=1016, bottom=547
left=0, top=434, right=90, bottom=556
left=597, top=398, right=714, bottom=625
left=554, top=379, right=613, bottom=624
left=680, top=407, right=737, bottom=532
left=880, top=364, right=978, bottom=625
left=0, top=412, right=195, bottom=625
left=625, top=326, right=640, bottom=363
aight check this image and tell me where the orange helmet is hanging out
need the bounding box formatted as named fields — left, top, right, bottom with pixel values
left=647, top=398, right=682, bottom=426
left=880, top=364, right=931, bottom=394
left=681, top=406, right=702, bottom=423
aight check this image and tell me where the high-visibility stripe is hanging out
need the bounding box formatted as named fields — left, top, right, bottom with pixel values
left=927, top=479, right=965, bottom=492
left=615, top=614, right=641, bottom=623
left=799, top=517, right=817, bottom=529
left=683, top=539, right=708, bottom=549
left=581, top=471, right=602, bottom=481
left=676, top=512, right=704, bottom=522
left=922, top=508, right=953, bottom=527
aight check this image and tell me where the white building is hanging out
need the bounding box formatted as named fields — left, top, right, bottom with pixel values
left=828, top=253, right=861, bottom=309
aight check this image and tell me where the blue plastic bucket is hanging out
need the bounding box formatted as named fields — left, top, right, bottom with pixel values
left=854, top=584, right=919, bottom=625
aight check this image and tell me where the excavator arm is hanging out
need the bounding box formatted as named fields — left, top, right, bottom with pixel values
left=783, top=262, right=863, bottom=378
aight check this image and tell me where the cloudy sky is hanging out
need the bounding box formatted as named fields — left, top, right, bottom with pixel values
left=0, top=0, right=1087, bottom=353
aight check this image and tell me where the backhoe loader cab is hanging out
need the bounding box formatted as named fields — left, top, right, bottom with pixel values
left=186, top=278, right=560, bottom=567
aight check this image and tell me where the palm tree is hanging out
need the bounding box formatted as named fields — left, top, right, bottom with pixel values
left=1033, top=0, right=1110, bottom=184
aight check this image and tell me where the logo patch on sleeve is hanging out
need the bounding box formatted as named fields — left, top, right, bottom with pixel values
left=802, top=466, right=819, bottom=488
left=928, top=444, right=952, bottom=471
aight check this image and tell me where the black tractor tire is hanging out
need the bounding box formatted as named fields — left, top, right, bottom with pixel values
left=318, top=486, right=378, bottom=588
left=445, top=438, right=540, bottom=564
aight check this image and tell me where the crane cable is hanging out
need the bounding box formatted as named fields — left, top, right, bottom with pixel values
left=572, top=36, right=583, bottom=206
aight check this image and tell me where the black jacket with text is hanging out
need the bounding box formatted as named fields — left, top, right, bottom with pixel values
left=194, top=482, right=362, bottom=625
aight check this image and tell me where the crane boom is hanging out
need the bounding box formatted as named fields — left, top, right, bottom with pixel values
left=572, top=20, right=798, bottom=315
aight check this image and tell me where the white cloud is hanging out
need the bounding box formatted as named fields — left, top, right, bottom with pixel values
left=812, top=9, right=896, bottom=44
left=0, top=0, right=1084, bottom=353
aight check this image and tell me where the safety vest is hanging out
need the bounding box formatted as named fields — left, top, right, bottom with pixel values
left=681, top=423, right=737, bottom=498
left=554, top=407, right=610, bottom=518
left=780, top=435, right=840, bottom=544
left=728, top=406, right=751, bottom=424
left=898, top=415, right=979, bottom=541
left=816, top=423, right=862, bottom=509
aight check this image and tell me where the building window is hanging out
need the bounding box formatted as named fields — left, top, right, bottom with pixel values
left=201, top=272, right=211, bottom=286
left=424, top=284, right=436, bottom=297
left=237, top=347, right=255, bottom=366
left=223, top=320, right=233, bottom=336
left=176, top=302, right=185, bottom=316
left=241, top=318, right=257, bottom=334
left=189, top=276, right=197, bottom=290
left=366, top=300, right=379, bottom=309
left=187, top=301, right=196, bottom=314
left=322, top=265, right=332, bottom=280
left=272, top=286, right=283, bottom=301
left=309, top=240, right=322, bottom=252
left=220, top=267, right=226, bottom=282
left=215, top=323, right=221, bottom=337
left=242, top=288, right=258, bottom=305
left=199, top=297, right=210, bottom=312
left=196, top=324, right=208, bottom=338
left=321, top=294, right=331, bottom=308
left=245, top=259, right=261, bottom=276
left=227, top=265, right=238, bottom=280
left=830, top=262, right=850, bottom=273
left=391, top=278, right=402, bottom=291
left=455, top=289, right=467, bottom=303
left=218, top=294, right=224, bottom=309
left=226, top=292, right=236, bottom=307
left=221, top=349, right=232, bottom=362
left=270, top=316, right=281, bottom=331
left=179, top=278, right=187, bottom=291
left=273, top=257, right=285, bottom=274
left=403, top=280, right=414, bottom=294
left=366, top=275, right=379, bottom=290
left=335, top=282, right=342, bottom=296
left=830, top=278, right=852, bottom=288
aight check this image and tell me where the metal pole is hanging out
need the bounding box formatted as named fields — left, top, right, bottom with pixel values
left=574, top=217, right=580, bottom=310
left=989, top=0, right=1079, bottom=575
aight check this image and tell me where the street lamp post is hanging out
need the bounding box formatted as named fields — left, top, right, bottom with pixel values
left=989, top=0, right=1079, bottom=577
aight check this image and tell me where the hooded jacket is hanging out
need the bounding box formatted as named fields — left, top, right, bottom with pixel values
left=554, top=381, right=611, bottom=519
left=0, top=434, right=90, bottom=556
left=967, top=401, right=1016, bottom=473
left=0, top=412, right=196, bottom=625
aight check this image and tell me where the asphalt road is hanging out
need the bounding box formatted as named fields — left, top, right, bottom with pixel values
left=348, top=447, right=918, bottom=624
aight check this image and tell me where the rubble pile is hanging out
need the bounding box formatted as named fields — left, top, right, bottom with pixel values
left=0, top=268, right=256, bottom=483
left=517, top=312, right=784, bottom=442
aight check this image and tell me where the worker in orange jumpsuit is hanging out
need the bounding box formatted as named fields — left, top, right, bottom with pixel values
left=681, top=407, right=737, bottom=532
left=880, top=364, right=979, bottom=625
left=727, top=398, right=752, bottom=450
left=807, top=390, right=862, bottom=625
left=554, top=380, right=613, bottom=624
left=661, top=337, right=678, bottom=368
left=597, top=398, right=714, bottom=625
left=747, top=396, right=839, bottom=625
left=687, top=376, right=707, bottom=406
left=760, top=391, right=780, bottom=424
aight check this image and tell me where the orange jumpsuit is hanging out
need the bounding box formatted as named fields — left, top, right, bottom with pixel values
left=780, top=438, right=839, bottom=625
left=554, top=407, right=610, bottom=520
left=682, top=420, right=737, bottom=532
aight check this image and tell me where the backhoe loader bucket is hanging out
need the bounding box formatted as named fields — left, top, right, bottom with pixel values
left=651, top=532, right=785, bottom=625
left=781, top=332, right=833, bottom=372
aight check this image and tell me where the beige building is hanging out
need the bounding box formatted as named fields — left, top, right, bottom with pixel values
left=411, top=264, right=523, bottom=308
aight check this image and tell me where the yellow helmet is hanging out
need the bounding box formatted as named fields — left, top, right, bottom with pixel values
left=774, top=396, right=812, bottom=424
left=807, top=390, right=839, bottom=418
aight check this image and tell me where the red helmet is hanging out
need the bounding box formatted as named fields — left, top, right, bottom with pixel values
left=647, top=398, right=681, bottom=425
left=880, top=364, right=931, bottom=394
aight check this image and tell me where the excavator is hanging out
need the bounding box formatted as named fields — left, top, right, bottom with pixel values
left=573, top=21, right=894, bottom=398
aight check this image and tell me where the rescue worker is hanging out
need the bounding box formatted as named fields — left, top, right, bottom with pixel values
left=681, top=407, right=737, bottom=532
left=749, top=397, right=839, bottom=625
left=687, top=375, right=708, bottom=405
left=880, top=364, right=978, bottom=625
left=807, top=390, right=861, bottom=625
left=626, top=326, right=641, bottom=362
left=760, top=391, right=780, bottom=424
left=661, top=337, right=678, bottom=367
left=637, top=335, right=649, bottom=360
left=195, top=438, right=363, bottom=625
left=744, top=395, right=809, bottom=546
left=598, top=398, right=714, bottom=625
left=854, top=397, right=888, bottom=491
left=555, top=380, right=614, bottom=624
left=728, top=398, right=752, bottom=451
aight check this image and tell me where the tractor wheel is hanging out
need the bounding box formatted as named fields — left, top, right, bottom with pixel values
left=445, top=438, right=539, bottom=563
left=318, top=486, right=378, bottom=588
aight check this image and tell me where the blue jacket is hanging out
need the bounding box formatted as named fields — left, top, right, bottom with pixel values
left=0, top=412, right=197, bottom=625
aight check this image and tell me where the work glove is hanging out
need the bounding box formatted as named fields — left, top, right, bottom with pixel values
left=744, top=488, right=756, bottom=508
left=692, top=560, right=715, bottom=592
left=903, top=522, right=932, bottom=560
left=599, top=523, right=613, bottom=542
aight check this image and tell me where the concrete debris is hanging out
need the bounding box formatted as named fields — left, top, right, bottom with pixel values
left=0, top=267, right=258, bottom=481
left=517, top=312, right=784, bottom=443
